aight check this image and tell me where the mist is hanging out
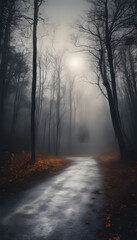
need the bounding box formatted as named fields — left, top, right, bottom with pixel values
left=1, top=1, right=137, bottom=240
left=0, top=0, right=120, bottom=158
left=0, top=0, right=137, bottom=161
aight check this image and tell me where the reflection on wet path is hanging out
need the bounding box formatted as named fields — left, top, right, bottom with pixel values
left=0, top=157, right=103, bottom=240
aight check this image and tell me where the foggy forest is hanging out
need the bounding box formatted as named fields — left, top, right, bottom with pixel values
left=0, top=0, right=137, bottom=240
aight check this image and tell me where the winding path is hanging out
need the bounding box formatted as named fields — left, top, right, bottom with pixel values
left=0, top=157, right=104, bottom=240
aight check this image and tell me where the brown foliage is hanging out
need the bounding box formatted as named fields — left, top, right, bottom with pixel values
left=0, top=151, right=69, bottom=196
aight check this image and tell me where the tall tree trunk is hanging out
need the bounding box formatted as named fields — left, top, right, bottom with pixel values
left=31, top=0, right=39, bottom=163
left=0, top=0, right=7, bottom=50
left=106, top=83, right=127, bottom=159
left=43, top=103, right=47, bottom=148
left=56, top=70, right=61, bottom=156
left=10, top=75, right=25, bottom=139
left=68, top=80, right=73, bottom=153
left=48, top=88, right=53, bottom=153
left=100, top=46, right=127, bottom=159
left=52, top=85, right=56, bottom=154
left=105, top=0, right=127, bottom=159
left=0, top=2, right=12, bottom=153
left=69, top=96, right=72, bottom=152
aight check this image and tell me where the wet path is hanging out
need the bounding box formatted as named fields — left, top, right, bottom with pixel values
left=0, top=157, right=104, bottom=240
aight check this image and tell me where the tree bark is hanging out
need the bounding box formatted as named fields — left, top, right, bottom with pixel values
left=56, top=69, right=61, bottom=156
left=0, top=1, right=12, bottom=152
left=104, top=0, right=127, bottom=159
left=31, top=0, right=39, bottom=163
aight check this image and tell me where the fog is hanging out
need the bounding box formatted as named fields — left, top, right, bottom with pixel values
left=1, top=0, right=117, bottom=155
left=1, top=2, right=137, bottom=240
left=1, top=0, right=136, bottom=158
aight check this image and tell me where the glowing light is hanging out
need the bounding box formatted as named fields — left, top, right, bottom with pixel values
left=67, top=54, right=84, bottom=72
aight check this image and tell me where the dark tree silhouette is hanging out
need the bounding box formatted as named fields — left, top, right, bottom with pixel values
left=78, top=0, right=136, bottom=159
left=31, top=0, right=46, bottom=163
left=0, top=0, right=20, bottom=152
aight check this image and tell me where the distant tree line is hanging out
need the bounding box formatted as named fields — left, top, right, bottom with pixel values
left=0, top=0, right=83, bottom=162
left=1, top=0, right=136, bottom=162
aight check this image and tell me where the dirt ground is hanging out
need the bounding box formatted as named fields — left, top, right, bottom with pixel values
left=0, top=152, right=137, bottom=240
left=98, top=154, right=137, bottom=240
left=0, top=151, right=70, bottom=198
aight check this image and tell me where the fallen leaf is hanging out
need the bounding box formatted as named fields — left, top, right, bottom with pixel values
left=85, top=220, right=90, bottom=224
left=106, top=223, right=111, bottom=228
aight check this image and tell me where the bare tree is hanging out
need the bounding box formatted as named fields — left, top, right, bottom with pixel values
left=77, top=0, right=136, bottom=159
left=55, top=58, right=62, bottom=156
left=0, top=0, right=18, bottom=152
left=30, top=0, right=47, bottom=163
left=10, top=53, right=29, bottom=138
left=118, top=44, right=137, bottom=145
left=67, top=74, right=75, bottom=152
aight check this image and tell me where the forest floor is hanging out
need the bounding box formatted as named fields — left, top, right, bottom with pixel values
left=98, top=154, right=137, bottom=240
left=0, top=156, right=103, bottom=240
left=0, top=153, right=137, bottom=240
left=0, top=151, right=70, bottom=198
